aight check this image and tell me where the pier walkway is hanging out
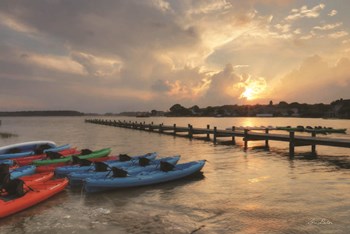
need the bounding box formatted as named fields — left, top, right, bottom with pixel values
left=85, top=119, right=350, bottom=157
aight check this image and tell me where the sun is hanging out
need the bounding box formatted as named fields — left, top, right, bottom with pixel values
left=241, top=87, right=254, bottom=100
left=238, top=76, right=267, bottom=101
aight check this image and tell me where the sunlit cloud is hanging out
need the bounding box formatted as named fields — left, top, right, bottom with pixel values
left=0, top=0, right=349, bottom=112
left=314, top=22, right=342, bottom=31
left=329, top=31, right=349, bottom=39
left=164, top=78, right=211, bottom=100
left=24, top=53, right=86, bottom=76
left=151, top=0, right=171, bottom=12
left=328, top=9, right=337, bottom=17
left=271, top=55, right=350, bottom=103
left=274, top=23, right=291, bottom=33
left=236, top=75, right=267, bottom=101
left=71, top=51, right=123, bottom=78
left=285, top=4, right=325, bottom=21
left=0, top=13, right=37, bottom=34
left=184, top=0, right=232, bottom=16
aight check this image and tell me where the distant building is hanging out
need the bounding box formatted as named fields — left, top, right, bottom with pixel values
left=291, top=108, right=300, bottom=117
left=256, top=113, right=273, bottom=117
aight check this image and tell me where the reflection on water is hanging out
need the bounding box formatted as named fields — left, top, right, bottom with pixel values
left=0, top=116, right=349, bottom=233
left=0, top=132, right=18, bottom=138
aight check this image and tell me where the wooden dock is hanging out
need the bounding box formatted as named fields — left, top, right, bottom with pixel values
left=85, top=119, right=350, bottom=157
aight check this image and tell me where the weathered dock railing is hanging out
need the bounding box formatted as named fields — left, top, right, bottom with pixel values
left=85, top=119, right=350, bottom=157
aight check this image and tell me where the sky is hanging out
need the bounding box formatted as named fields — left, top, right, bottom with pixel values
left=0, top=0, right=349, bottom=113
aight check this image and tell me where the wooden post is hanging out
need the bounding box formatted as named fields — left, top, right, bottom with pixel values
left=311, top=132, right=316, bottom=156
left=244, top=129, right=248, bottom=150
left=173, top=124, right=177, bottom=135
left=206, top=124, right=210, bottom=140
left=188, top=124, right=193, bottom=139
left=265, top=128, right=269, bottom=148
left=289, top=131, right=295, bottom=158
left=213, top=127, right=217, bottom=144
left=231, top=126, right=236, bottom=145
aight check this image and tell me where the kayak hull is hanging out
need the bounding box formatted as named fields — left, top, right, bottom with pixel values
left=84, top=160, right=205, bottom=193
left=20, top=172, right=55, bottom=186
left=14, top=148, right=79, bottom=166
left=0, top=178, right=68, bottom=218
left=10, top=165, right=36, bottom=179
left=0, top=141, right=56, bottom=156
left=56, top=152, right=157, bottom=178
left=69, top=155, right=179, bottom=187
left=33, top=148, right=112, bottom=166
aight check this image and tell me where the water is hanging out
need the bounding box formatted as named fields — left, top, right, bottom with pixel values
left=0, top=117, right=349, bottom=233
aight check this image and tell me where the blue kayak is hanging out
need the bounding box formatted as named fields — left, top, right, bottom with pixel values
left=55, top=152, right=158, bottom=178
left=0, top=141, right=56, bottom=155
left=0, top=151, right=34, bottom=160
left=0, top=144, right=71, bottom=160
left=0, top=159, right=14, bottom=166
left=84, top=160, right=206, bottom=193
left=9, top=165, right=36, bottom=179
left=68, top=155, right=180, bottom=187
left=44, top=144, right=71, bottom=153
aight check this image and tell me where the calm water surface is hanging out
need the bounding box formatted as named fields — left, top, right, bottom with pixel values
left=0, top=117, right=349, bottom=233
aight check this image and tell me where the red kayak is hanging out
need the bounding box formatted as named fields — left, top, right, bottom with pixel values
left=35, top=155, right=120, bottom=173
left=14, top=148, right=80, bottom=166
left=0, top=178, right=68, bottom=218
left=20, top=172, right=54, bottom=186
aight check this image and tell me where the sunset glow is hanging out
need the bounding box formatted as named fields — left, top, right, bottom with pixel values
left=0, top=1, right=349, bottom=112
left=238, top=77, right=267, bottom=101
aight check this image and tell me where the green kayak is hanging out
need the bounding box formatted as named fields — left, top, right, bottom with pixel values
left=33, top=148, right=111, bottom=166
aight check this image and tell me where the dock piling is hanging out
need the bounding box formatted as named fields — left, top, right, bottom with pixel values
left=289, top=131, right=295, bottom=158
left=213, top=127, right=217, bottom=144
left=265, top=128, right=269, bottom=148
left=232, top=126, right=236, bottom=145
left=311, top=132, right=317, bottom=156
left=188, top=124, right=193, bottom=139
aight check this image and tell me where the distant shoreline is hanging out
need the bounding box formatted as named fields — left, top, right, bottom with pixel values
left=0, top=111, right=84, bottom=117
left=1, top=98, right=349, bottom=119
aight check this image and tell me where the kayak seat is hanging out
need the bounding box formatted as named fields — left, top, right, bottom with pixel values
left=94, top=162, right=109, bottom=172
left=2, top=179, right=26, bottom=197
left=160, top=161, right=174, bottom=172
left=0, top=173, right=11, bottom=190
left=78, top=158, right=93, bottom=166
left=5, top=147, right=22, bottom=154
left=46, top=151, right=63, bottom=159
left=80, top=149, right=93, bottom=155
left=71, top=155, right=81, bottom=164
left=139, top=157, right=150, bottom=167
left=119, top=154, right=132, bottom=162
left=0, top=163, right=10, bottom=174
left=111, top=167, right=128, bottom=177
left=34, top=144, right=53, bottom=154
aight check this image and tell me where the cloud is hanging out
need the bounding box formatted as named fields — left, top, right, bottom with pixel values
left=328, top=9, right=337, bottom=17
left=272, top=55, right=350, bottom=103
left=0, top=0, right=348, bottom=112
left=285, top=4, right=325, bottom=21
left=70, top=52, right=123, bottom=78
left=274, top=23, right=291, bottom=33
left=236, top=75, right=267, bottom=100
left=328, top=31, right=349, bottom=39
left=313, top=22, right=342, bottom=31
